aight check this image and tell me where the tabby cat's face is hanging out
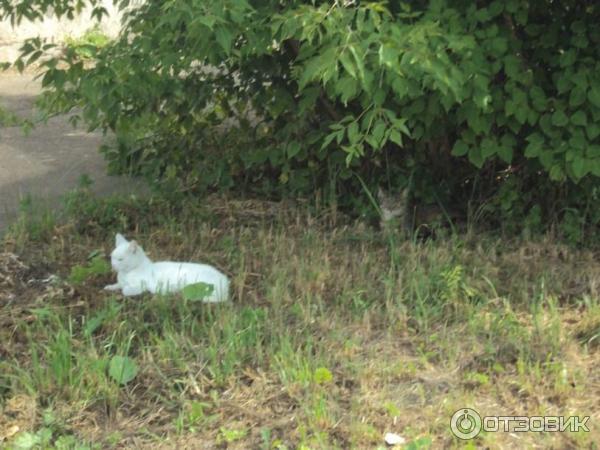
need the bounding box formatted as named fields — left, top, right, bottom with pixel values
left=377, top=187, right=409, bottom=222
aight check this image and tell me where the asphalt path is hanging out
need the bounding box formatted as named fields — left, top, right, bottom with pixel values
left=0, top=72, right=146, bottom=233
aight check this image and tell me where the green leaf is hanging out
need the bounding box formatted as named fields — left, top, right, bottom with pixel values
left=549, top=164, right=564, bottom=181
left=481, top=137, right=497, bottom=159
left=559, top=49, right=577, bottom=68
left=372, top=120, right=386, bottom=147
left=182, top=282, right=215, bottom=302
left=215, top=27, right=233, bottom=54
left=571, top=110, right=587, bottom=127
left=571, top=156, right=587, bottom=179
left=587, top=145, right=600, bottom=158
left=514, top=103, right=528, bottom=125
left=503, top=55, right=520, bottom=79
left=524, top=133, right=544, bottom=158
left=378, top=44, right=398, bottom=68
left=468, top=147, right=484, bottom=168
left=569, top=132, right=586, bottom=150
left=588, top=87, right=600, bottom=108
left=498, top=134, right=515, bottom=163
left=556, top=76, right=571, bottom=94
left=337, top=76, right=359, bottom=104
left=109, top=356, right=138, bottom=385
left=451, top=140, right=468, bottom=156
left=287, top=141, right=301, bottom=158
left=347, top=122, right=360, bottom=145
left=389, top=129, right=404, bottom=147
left=587, top=123, right=600, bottom=141
left=591, top=160, right=600, bottom=177
left=490, top=37, right=508, bottom=56
left=569, top=86, right=587, bottom=107
left=321, top=131, right=338, bottom=150
left=498, top=145, right=513, bottom=163
left=11, top=431, right=40, bottom=449
left=529, top=86, right=547, bottom=112
left=551, top=110, right=569, bottom=127
left=339, top=52, right=356, bottom=79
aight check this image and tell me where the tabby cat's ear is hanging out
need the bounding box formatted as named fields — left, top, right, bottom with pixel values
left=116, top=233, right=128, bottom=247
left=377, top=187, right=386, bottom=202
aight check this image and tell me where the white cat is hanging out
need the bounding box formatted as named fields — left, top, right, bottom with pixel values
left=104, top=233, right=229, bottom=302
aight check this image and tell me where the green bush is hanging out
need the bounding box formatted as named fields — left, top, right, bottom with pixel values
left=3, top=0, right=600, bottom=240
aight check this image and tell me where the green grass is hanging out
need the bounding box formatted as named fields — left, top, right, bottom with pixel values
left=1, top=188, right=599, bottom=448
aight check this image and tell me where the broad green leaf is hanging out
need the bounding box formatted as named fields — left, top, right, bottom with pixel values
left=498, top=134, right=515, bottom=163
left=298, top=57, right=322, bottom=89
left=372, top=120, right=386, bottom=147
left=337, top=76, right=359, bottom=104
left=287, top=141, right=301, bottom=158
left=569, top=86, right=587, bottom=107
left=514, top=103, right=528, bottom=125
left=481, top=137, right=497, bottom=159
left=347, top=122, right=360, bottom=144
left=321, top=131, right=338, bottom=150
left=556, top=76, right=571, bottom=94
left=365, top=134, right=379, bottom=150
left=529, top=86, right=547, bottom=111
left=571, top=110, right=587, bottom=127
left=338, top=52, right=356, bottom=79
left=378, top=44, right=398, bottom=68
left=587, top=145, right=600, bottom=158
left=559, top=49, right=576, bottom=68
left=587, top=123, right=600, bottom=141
left=568, top=132, right=586, bottom=150
left=468, top=147, right=484, bottom=168
left=11, top=432, right=40, bottom=449
left=551, top=110, right=569, bottom=127
left=571, top=156, right=587, bottom=179
left=349, top=45, right=366, bottom=82
left=549, top=164, right=564, bottom=181
left=490, top=37, right=508, bottom=56
left=215, top=27, right=233, bottom=54
left=389, top=129, right=403, bottom=147
left=452, top=140, right=469, bottom=156
left=588, top=87, right=600, bottom=108
left=498, top=145, right=513, bottom=163
left=182, top=282, right=215, bottom=301
left=109, top=356, right=138, bottom=385
left=524, top=133, right=544, bottom=158
left=503, top=55, right=520, bottom=79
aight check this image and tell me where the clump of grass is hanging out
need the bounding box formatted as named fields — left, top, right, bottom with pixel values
left=1, top=189, right=600, bottom=448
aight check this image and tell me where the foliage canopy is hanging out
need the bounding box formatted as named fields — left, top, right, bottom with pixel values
left=2, top=0, right=600, bottom=240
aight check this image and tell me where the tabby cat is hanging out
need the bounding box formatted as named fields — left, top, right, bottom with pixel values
left=377, top=187, right=458, bottom=236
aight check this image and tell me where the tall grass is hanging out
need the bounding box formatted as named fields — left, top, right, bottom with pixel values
left=0, top=188, right=598, bottom=448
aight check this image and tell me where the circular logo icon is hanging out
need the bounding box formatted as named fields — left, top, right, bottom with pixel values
left=450, top=408, right=482, bottom=440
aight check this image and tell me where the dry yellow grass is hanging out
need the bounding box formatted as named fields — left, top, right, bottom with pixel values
left=0, top=194, right=599, bottom=449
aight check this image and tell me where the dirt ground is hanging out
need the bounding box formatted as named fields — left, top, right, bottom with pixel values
left=0, top=71, right=146, bottom=233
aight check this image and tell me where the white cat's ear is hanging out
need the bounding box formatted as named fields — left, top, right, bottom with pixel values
left=116, top=233, right=128, bottom=247
left=128, top=241, right=138, bottom=254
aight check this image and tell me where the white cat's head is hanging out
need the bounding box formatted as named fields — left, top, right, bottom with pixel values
left=110, top=233, right=146, bottom=272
